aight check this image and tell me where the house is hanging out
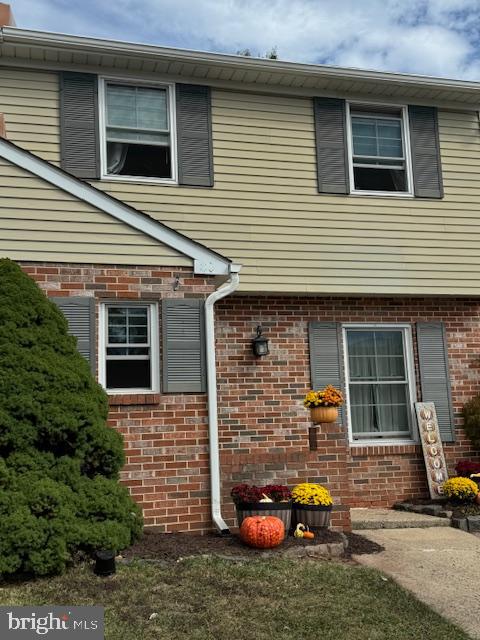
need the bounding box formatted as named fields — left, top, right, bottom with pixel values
left=1, top=9, right=480, bottom=534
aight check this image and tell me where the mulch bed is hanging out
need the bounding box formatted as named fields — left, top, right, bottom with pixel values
left=122, top=529, right=383, bottom=561
left=344, top=532, right=384, bottom=556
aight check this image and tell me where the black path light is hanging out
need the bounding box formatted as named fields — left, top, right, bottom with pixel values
left=252, top=325, right=269, bottom=357
left=94, top=550, right=116, bottom=576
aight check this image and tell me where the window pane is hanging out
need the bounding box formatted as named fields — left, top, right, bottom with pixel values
left=106, top=85, right=137, bottom=128
left=352, top=116, right=403, bottom=159
left=353, top=167, right=407, bottom=192
left=108, top=307, right=149, bottom=345
left=375, top=331, right=403, bottom=355
left=106, top=359, right=151, bottom=389
left=106, top=142, right=171, bottom=179
left=347, top=330, right=406, bottom=382
left=106, top=84, right=168, bottom=131
left=136, top=87, right=168, bottom=129
left=350, top=383, right=410, bottom=435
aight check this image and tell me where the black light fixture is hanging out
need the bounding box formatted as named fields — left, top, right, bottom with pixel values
left=94, top=550, right=116, bottom=577
left=252, top=325, right=269, bottom=357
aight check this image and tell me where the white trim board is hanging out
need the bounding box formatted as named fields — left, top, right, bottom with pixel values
left=0, top=137, right=233, bottom=276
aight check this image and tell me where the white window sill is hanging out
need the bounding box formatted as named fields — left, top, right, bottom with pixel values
left=350, top=439, right=418, bottom=448
left=99, top=174, right=178, bottom=187
left=105, top=388, right=158, bottom=395
left=349, top=190, right=414, bottom=198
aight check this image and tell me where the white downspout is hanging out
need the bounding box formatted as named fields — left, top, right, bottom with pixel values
left=205, top=264, right=241, bottom=534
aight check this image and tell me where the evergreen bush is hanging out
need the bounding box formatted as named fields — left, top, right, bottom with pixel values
left=0, top=259, right=142, bottom=576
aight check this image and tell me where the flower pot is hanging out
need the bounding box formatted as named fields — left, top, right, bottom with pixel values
left=235, top=502, right=292, bottom=531
left=293, top=503, right=332, bottom=529
left=310, top=406, right=338, bottom=424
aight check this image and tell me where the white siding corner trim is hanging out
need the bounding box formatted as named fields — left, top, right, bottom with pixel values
left=0, top=137, right=233, bottom=276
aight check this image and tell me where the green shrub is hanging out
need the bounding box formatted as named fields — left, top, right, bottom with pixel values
left=462, top=395, right=480, bottom=449
left=0, top=259, right=142, bottom=576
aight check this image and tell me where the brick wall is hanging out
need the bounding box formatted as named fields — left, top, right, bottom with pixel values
left=215, top=295, right=480, bottom=518
left=22, top=262, right=216, bottom=532
left=20, top=263, right=480, bottom=533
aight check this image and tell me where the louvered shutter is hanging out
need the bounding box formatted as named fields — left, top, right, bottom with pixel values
left=408, top=106, right=443, bottom=199
left=313, top=97, right=349, bottom=194
left=162, top=299, right=206, bottom=392
left=308, top=322, right=345, bottom=424
left=417, top=322, right=454, bottom=442
left=59, top=72, right=100, bottom=179
left=52, top=297, right=96, bottom=370
left=176, top=84, right=213, bottom=187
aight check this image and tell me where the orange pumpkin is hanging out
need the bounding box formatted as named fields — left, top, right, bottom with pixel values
left=239, top=515, right=285, bottom=549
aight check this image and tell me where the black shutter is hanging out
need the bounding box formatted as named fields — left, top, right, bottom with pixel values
left=52, top=297, right=96, bottom=371
left=59, top=72, right=100, bottom=179
left=308, top=322, right=345, bottom=424
left=408, top=106, right=443, bottom=199
left=162, top=299, right=206, bottom=392
left=313, top=97, right=349, bottom=194
left=176, top=84, right=214, bottom=187
left=417, top=322, right=455, bottom=442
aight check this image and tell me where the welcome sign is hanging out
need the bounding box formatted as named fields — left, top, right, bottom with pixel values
left=415, top=402, right=449, bottom=499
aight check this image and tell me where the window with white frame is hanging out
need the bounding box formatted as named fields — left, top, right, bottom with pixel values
left=103, top=81, right=174, bottom=180
left=344, top=327, right=415, bottom=441
left=101, top=304, right=159, bottom=392
left=348, top=104, right=411, bottom=194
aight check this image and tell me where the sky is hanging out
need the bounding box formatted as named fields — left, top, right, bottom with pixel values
left=9, top=0, right=480, bottom=80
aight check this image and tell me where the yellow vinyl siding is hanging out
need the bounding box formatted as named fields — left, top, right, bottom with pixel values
left=3, top=67, right=480, bottom=294
left=0, top=69, right=60, bottom=163
left=96, top=91, right=480, bottom=294
left=0, top=159, right=190, bottom=267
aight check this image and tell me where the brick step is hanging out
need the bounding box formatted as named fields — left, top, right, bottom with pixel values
left=351, top=508, right=451, bottom=530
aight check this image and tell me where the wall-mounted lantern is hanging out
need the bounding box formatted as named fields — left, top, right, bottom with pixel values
left=252, top=325, right=269, bottom=357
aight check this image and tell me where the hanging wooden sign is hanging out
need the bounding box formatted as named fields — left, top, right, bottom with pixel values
left=415, top=402, right=449, bottom=499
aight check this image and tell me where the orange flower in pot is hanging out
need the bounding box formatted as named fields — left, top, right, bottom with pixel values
left=304, top=385, right=343, bottom=424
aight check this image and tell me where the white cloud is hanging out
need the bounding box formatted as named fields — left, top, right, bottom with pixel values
left=10, top=0, right=480, bottom=79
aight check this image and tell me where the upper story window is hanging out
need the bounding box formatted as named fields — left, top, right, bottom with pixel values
left=102, top=81, right=176, bottom=182
left=348, top=104, right=412, bottom=196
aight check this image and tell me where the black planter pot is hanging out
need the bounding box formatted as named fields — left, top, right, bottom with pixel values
left=235, top=501, right=292, bottom=531
left=293, top=503, right=332, bottom=529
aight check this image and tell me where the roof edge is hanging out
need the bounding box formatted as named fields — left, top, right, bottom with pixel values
left=0, top=137, right=233, bottom=276
left=2, top=26, right=480, bottom=96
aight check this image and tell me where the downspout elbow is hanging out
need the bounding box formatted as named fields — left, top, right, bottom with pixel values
left=205, top=267, right=241, bottom=534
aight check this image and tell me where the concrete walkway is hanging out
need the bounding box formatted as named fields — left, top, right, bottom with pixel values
left=354, top=527, right=480, bottom=639
left=351, top=507, right=450, bottom=530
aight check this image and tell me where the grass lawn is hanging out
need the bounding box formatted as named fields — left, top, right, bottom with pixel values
left=0, top=558, right=470, bottom=640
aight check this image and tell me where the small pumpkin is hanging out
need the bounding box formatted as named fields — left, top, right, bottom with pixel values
left=239, top=515, right=285, bottom=549
left=259, top=493, right=274, bottom=503
left=294, top=523, right=315, bottom=540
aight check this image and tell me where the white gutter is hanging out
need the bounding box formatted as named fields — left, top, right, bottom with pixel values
left=3, top=27, right=480, bottom=100
left=205, top=264, right=241, bottom=534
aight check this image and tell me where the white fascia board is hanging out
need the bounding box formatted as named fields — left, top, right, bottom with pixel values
left=0, top=139, right=232, bottom=276
left=3, top=27, right=480, bottom=99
